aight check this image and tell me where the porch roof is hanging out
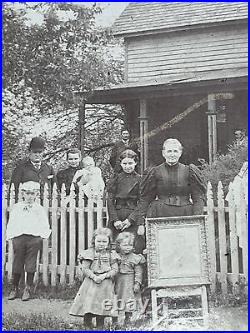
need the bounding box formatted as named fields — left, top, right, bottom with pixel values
left=113, top=2, right=248, bottom=37
left=85, top=68, right=247, bottom=104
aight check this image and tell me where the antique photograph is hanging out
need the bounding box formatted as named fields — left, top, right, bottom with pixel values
left=2, top=2, right=248, bottom=331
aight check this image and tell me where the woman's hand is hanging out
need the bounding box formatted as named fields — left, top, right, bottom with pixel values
left=120, top=219, right=131, bottom=231
left=137, top=225, right=145, bottom=235
left=114, top=220, right=123, bottom=230
left=93, top=273, right=107, bottom=283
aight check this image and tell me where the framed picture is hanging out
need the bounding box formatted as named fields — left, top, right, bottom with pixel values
left=146, top=215, right=211, bottom=288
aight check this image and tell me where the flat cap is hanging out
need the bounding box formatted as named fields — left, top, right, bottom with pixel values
left=20, top=181, right=40, bottom=191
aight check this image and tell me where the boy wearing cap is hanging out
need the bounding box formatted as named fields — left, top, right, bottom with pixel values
left=6, top=181, right=51, bottom=301
left=10, top=137, right=56, bottom=199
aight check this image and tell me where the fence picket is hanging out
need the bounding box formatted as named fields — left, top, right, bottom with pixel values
left=2, top=178, right=247, bottom=296
left=69, top=184, right=76, bottom=284
left=217, top=181, right=228, bottom=295
left=42, top=184, right=50, bottom=286
left=78, top=184, right=85, bottom=253
left=227, top=183, right=239, bottom=288
left=9, top=184, right=16, bottom=208
left=59, top=184, right=67, bottom=285
left=240, top=181, right=248, bottom=284
left=206, top=182, right=216, bottom=293
left=96, top=195, right=103, bottom=229
left=51, top=184, right=58, bottom=286
left=87, top=197, right=94, bottom=248
left=2, top=184, right=7, bottom=280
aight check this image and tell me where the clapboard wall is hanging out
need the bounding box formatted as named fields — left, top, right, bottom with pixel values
left=125, top=24, right=248, bottom=83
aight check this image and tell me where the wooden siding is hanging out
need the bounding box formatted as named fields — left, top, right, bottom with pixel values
left=113, top=2, right=248, bottom=37
left=126, top=25, right=248, bottom=83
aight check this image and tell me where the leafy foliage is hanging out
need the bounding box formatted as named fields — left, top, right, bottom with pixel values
left=3, top=2, right=125, bottom=181
left=201, top=136, right=248, bottom=194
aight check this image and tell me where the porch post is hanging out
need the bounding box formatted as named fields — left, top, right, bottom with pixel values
left=207, top=94, right=217, bottom=164
left=73, top=92, right=86, bottom=157
left=139, top=99, right=149, bottom=173
left=78, top=102, right=86, bottom=157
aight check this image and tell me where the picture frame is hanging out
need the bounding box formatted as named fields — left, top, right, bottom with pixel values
left=146, top=215, right=211, bottom=288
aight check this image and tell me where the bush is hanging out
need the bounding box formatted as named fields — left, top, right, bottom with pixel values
left=201, top=136, right=248, bottom=195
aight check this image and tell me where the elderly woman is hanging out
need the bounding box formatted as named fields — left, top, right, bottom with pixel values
left=129, top=138, right=207, bottom=235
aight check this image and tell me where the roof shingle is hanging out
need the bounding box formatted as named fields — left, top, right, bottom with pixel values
left=113, top=2, right=248, bottom=36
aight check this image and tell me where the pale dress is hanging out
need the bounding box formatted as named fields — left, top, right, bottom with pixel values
left=69, top=248, right=119, bottom=317
left=115, top=253, right=146, bottom=313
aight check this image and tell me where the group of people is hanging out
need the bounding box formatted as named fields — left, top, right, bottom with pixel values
left=6, top=128, right=207, bottom=328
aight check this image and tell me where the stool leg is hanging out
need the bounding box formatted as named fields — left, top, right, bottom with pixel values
left=162, top=298, right=169, bottom=326
left=151, top=289, right=158, bottom=323
left=201, top=285, right=209, bottom=328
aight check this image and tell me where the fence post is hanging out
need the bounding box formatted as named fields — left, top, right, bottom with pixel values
left=217, top=181, right=227, bottom=295
left=227, top=183, right=239, bottom=290
left=51, top=183, right=58, bottom=286
left=206, top=181, right=216, bottom=293
left=60, top=184, right=67, bottom=285
left=69, top=184, right=76, bottom=284
left=2, top=184, right=7, bottom=280
left=42, top=184, right=49, bottom=286
left=7, top=184, right=16, bottom=282
left=239, top=181, right=248, bottom=285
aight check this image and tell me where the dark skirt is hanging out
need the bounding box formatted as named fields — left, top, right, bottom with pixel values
left=109, top=207, right=145, bottom=254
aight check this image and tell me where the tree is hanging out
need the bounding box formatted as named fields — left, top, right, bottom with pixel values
left=3, top=2, right=125, bottom=181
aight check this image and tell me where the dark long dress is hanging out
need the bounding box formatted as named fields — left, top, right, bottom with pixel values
left=107, top=171, right=145, bottom=253
left=129, top=162, right=207, bottom=223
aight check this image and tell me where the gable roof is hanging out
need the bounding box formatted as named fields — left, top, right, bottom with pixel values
left=113, top=2, right=248, bottom=37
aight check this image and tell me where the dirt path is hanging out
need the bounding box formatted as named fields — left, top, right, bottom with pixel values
left=2, top=297, right=248, bottom=331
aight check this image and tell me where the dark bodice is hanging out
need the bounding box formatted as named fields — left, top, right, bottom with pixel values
left=107, top=171, right=141, bottom=223
left=129, top=162, right=207, bottom=223
left=151, top=162, right=190, bottom=198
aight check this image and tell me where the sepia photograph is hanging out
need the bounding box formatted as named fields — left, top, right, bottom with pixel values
left=2, top=1, right=248, bottom=331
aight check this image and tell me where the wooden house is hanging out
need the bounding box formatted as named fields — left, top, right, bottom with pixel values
left=87, top=2, right=248, bottom=171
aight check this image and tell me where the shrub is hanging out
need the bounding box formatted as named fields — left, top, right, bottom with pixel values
left=201, top=136, right=248, bottom=196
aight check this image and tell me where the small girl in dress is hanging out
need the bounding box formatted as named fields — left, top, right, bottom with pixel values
left=115, top=232, right=146, bottom=325
left=69, top=228, right=119, bottom=329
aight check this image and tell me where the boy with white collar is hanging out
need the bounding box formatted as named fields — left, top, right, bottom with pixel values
left=6, top=181, right=51, bottom=301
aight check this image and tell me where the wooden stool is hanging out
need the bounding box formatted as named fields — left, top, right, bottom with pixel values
left=150, top=284, right=209, bottom=330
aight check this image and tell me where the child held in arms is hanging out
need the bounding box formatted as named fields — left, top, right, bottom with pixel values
left=72, top=156, right=105, bottom=200
left=6, top=181, right=51, bottom=301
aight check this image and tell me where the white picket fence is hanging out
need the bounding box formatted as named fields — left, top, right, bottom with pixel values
left=2, top=180, right=248, bottom=295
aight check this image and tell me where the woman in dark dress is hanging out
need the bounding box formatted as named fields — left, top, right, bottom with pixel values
left=107, top=149, right=145, bottom=253
left=129, top=138, right=207, bottom=236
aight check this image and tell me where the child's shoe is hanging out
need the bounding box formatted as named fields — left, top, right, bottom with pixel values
left=22, top=286, right=31, bottom=301
left=8, top=287, right=19, bottom=300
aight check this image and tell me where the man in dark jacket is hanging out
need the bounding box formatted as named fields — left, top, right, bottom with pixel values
left=10, top=137, right=56, bottom=199
left=109, top=128, right=140, bottom=173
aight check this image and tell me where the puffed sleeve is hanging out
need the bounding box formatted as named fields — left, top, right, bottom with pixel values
left=134, top=254, right=146, bottom=285
left=105, top=251, right=120, bottom=279
left=106, top=175, right=119, bottom=223
left=78, top=248, right=96, bottom=280
left=189, top=164, right=207, bottom=215
left=129, top=167, right=158, bottom=225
